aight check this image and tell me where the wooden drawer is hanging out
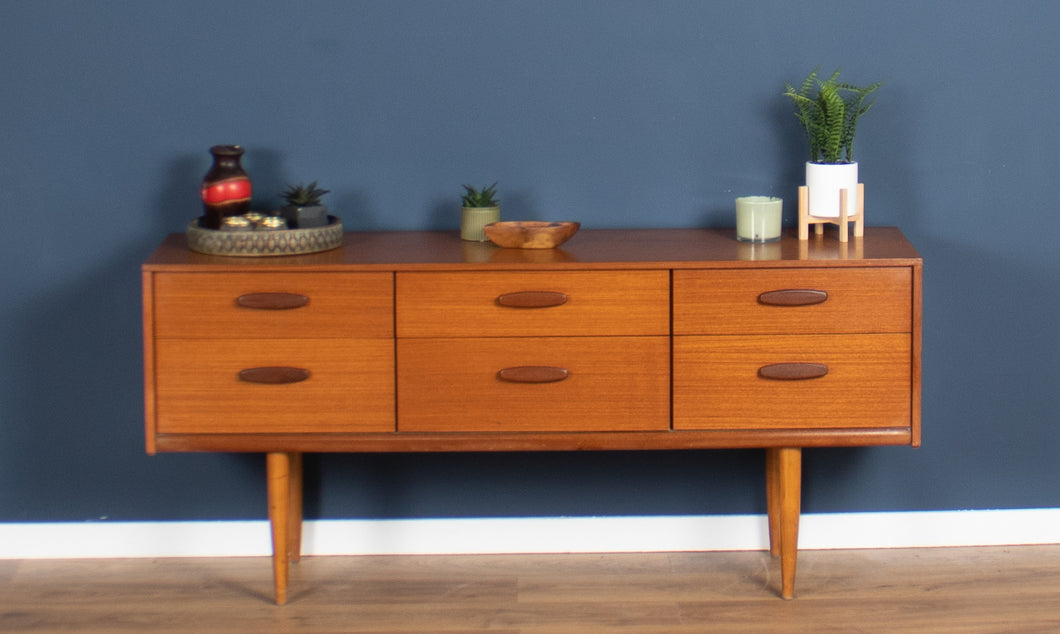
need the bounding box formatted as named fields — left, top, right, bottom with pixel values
left=153, top=338, right=394, bottom=434
left=673, top=334, right=912, bottom=430
left=395, top=271, right=669, bottom=337
left=152, top=272, right=393, bottom=339
left=673, top=268, right=911, bottom=335
left=397, top=336, right=670, bottom=432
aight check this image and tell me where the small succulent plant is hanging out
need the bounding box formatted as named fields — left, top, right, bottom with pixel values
left=461, top=182, right=499, bottom=208
left=281, top=181, right=330, bottom=207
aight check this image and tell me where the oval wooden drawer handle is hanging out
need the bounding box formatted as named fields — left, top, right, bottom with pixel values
left=236, top=293, right=310, bottom=310
left=496, top=366, right=570, bottom=383
left=238, top=367, right=311, bottom=384
left=758, top=289, right=829, bottom=307
left=496, top=291, right=568, bottom=308
left=758, top=363, right=829, bottom=381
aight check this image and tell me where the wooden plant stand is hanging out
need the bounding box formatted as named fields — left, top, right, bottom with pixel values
left=798, top=184, right=864, bottom=242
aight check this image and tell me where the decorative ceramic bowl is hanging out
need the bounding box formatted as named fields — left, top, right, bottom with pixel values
left=483, top=221, right=580, bottom=249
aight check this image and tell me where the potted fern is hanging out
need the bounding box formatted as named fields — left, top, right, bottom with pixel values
left=280, top=181, right=330, bottom=228
left=784, top=69, right=881, bottom=218
left=460, top=182, right=500, bottom=241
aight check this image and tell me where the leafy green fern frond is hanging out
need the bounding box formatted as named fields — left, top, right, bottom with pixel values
left=783, top=69, right=882, bottom=164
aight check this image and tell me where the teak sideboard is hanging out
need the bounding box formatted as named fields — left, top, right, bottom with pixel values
left=142, top=227, right=922, bottom=604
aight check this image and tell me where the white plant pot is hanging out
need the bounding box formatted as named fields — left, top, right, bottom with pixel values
left=806, top=162, right=858, bottom=218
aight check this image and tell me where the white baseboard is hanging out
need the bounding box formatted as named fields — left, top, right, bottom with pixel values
left=2, top=509, right=1058, bottom=559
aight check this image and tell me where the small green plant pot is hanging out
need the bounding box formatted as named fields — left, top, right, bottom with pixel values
left=460, top=206, right=500, bottom=241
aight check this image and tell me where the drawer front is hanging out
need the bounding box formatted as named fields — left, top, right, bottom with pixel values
left=154, top=338, right=394, bottom=434
left=152, top=272, right=393, bottom=339
left=673, top=268, right=911, bottom=335
left=397, top=336, right=670, bottom=432
left=396, top=271, right=669, bottom=337
left=673, top=334, right=912, bottom=430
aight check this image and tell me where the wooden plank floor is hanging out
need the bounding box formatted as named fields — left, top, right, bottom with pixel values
left=2, top=545, right=1059, bottom=632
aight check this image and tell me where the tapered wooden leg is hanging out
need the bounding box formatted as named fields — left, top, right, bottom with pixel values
left=267, top=452, right=295, bottom=605
left=288, top=452, right=303, bottom=564
left=765, top=449, right=781, bottom=557
left=765, top=447, right=802, bottom=600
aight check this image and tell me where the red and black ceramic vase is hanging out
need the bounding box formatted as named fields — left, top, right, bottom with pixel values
left=200, top=145, right=252, bottom=229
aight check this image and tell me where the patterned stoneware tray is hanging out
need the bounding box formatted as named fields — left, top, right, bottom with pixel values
left=186, top=216, right=343, bottom=256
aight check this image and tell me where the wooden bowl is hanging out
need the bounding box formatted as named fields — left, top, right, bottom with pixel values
left=484, top=221, right=581, bottom=249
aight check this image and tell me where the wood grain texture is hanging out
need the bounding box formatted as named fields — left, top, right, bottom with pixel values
left=673, top=267, right=912, bottom=335
left=483, top=220, right=581, bottom=249
left=766, top=447, right=801, bottom=600
left=397, top=336, right=670, bottom=432
left=151, top=271, right=394, bottom=339
left=142, top=270, right=158, bottom=454
left=143, top=227, right=923, bottom=271
left=266, top=452, right=292, bottom=605
left=4, top=546, right=1059, bottom=632
left=674, top=334, right=912, bottom=430
left=910, top=261, right=924, bottom=447
left=142, top=228, right=923, bottom=603
left=154, top=338, right=394, bottom=434
left=153, top=427, right=915, bottom=453
left=234, top=292, right=310, bottom=310
left=396, top=270, right=670, bottom=337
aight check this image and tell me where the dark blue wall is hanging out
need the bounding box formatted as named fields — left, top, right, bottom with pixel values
left=2, top=1, right=1057, bottom=522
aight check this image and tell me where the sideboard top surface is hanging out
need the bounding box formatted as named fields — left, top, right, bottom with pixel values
left=144, top=227, right=921, bottom=272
